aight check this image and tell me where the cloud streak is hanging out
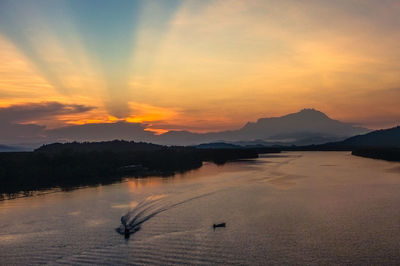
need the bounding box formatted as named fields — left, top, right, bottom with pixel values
left=0, top=102, right=95, bottom=125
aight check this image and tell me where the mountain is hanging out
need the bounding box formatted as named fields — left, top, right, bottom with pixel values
left=0, top=109, right=370, bottom=148
left=239, top=109, right=366, bottom=140
left=324, top=126, right=400, bottom=148
left=155, top=109, right=369, bottom=145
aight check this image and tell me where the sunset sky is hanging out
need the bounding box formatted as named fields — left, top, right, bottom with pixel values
left=1, top=0, right=400, bottom=135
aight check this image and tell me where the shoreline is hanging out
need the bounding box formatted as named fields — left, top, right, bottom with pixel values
left=0, top=141, right=264, bottom=198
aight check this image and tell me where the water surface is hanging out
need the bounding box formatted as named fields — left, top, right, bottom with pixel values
left=1, top=152, right=400, bottom=265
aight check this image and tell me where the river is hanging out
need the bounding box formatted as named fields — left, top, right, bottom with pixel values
left=1, top=152, right=400, bottom=265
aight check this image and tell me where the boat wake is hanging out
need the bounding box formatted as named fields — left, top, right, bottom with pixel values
left=116, top=191, right=215, bottom=237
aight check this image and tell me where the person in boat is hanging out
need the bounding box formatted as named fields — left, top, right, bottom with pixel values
left=124, top=226, right=130, bottom=238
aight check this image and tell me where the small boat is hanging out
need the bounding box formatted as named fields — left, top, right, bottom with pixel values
left=213, top=222, right=226, bottom=229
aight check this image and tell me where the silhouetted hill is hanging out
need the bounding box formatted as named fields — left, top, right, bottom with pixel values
left=284, top=126, right=400, bottom=163
left=194, top=142, right=282, bottom=154
left=334, top=126, right=400, bottom=147
left=311, top=126, right=400, bottom=150
left=320, top=126, right=400, bottom=162
left=36, top=140, right=163, bottom=153
left=195, top=142, right=241, bottom=149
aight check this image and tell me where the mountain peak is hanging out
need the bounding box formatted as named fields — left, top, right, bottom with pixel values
left=294, top=108, right=329, bottom=119
left=299, top=108, right=319, bottom=113
left=254, top=108, right=330, bottom=123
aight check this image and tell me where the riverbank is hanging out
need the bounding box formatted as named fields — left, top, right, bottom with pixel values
left=0, top=140, right=268, bottom=198
left=352, top=148, right=400, bottom=162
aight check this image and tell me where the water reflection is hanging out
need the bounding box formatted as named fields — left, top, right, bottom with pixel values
left=126, top=178, right=169, bottom=190
left=1, top=152, right=400, bottom=265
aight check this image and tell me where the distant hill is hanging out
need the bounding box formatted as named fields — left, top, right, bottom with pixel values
left=0, top=144, right=23, bottom=152
left=322, top=126, right=400, bottom=148
left=156, top=109, right=369, bottom=145
left=195, top=142, right=241, bottom=149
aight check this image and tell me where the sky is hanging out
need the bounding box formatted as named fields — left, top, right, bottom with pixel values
left=0, top=0, right=400, bottom=137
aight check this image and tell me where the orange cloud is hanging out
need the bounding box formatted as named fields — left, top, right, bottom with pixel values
left=126, top=102, right=179, bottom=123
